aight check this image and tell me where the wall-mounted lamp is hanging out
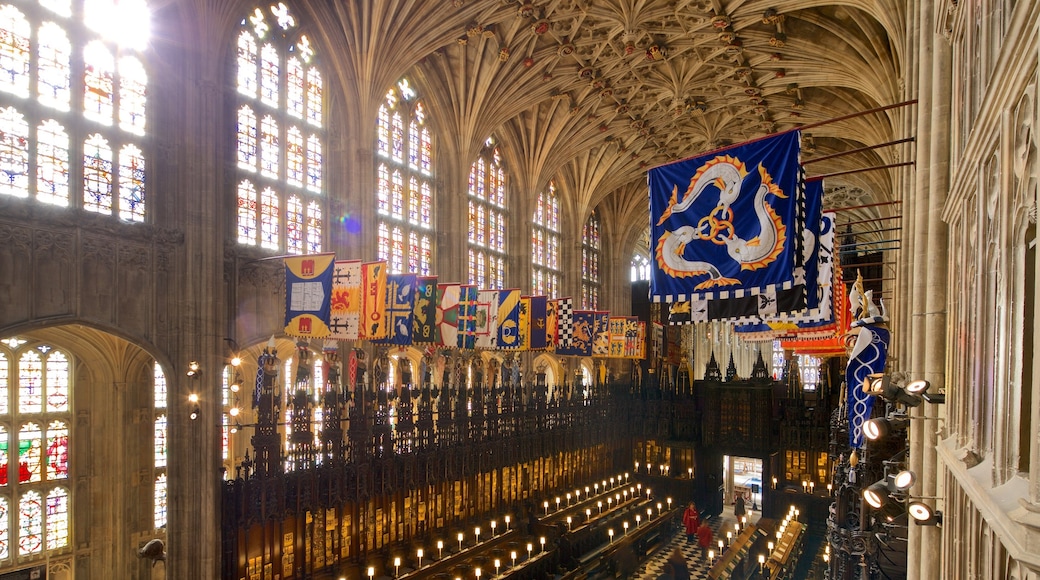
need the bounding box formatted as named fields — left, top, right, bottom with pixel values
left=864, top=414, right=910, bottom=441
left=186, top=361, right=200, bottom=378
left=863, top=479, right=890, bottom=509
left=189, top=406, right=200, bottom=421
left=908, top=501, right=942, bottom=526
left=864, top=373, right=927, bottom=407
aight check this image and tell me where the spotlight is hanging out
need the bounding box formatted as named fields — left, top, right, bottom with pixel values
left=864, top=414, right=910, bottom=441
left=186, top=361, right=200, bottom=378
left=905, top=379, right=930, bottom=394
left=908, top=501, right=942, bottom=525
left=863, top=479, right=889, bottom=509
left=230, top=356, right=242, bottom=367
left=892, top=470, right=916, bottom=492
left=189, top=405, right=200, bottom=421
left=188, top=393, right=199, bottom=403
left=864, top=373, right=923, bottom=406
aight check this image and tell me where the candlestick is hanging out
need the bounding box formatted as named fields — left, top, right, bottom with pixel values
left=417, top=549, right=423, bottom=569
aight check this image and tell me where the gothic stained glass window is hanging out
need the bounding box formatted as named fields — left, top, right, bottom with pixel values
left=83, top=41, right=114, bottom=125
left=17, top=490, right=41, bottom=555
left=118, top=56, right=146, bottom=134
left=0, top=426, right=7, bottom=486
left=1, top=340, right=72, bottom=555
left=18, top=350, right=42, bottom=414
left=0, top=5, right=30, bottom=98
left=531, top=181, right=560, bottom=297
left=468, top=137, right=507, bottom=287
left=37, top=22, right=71, bottom=111
left=237, top=180, right=257, bottom=244
left=44, top=352, right=68, bottom=414
left=45, top=487, right=67, bottom=550
left=0, top=354, right=7, bottom=416
left=82, top=133, right=112, bottom=214
left=44, top=421, right=67, bottom=480
left=582, top=211, right=601, bottom=309
left=36, top=119, right=70, bottom=206
left=118, top=144, right=145, bottom=222
left=0, top=496, right=7, bottom=559
left=771, top=339, right=786, bottom=381
left=154, top=415, right=167, bottom=468
left=235, top=4, right=324, bottom=254
left=154, top=473, right=166, bottom=529
left=0, top=106, right=28, bottom=198
left=630, top=254, right=650, bottom=282
left=376, top=77, right=433, bottom=275
left=0, top=0, right=149, bottom=220
left=153, top=362, right=166, bottom=529
left=286, top=194, right=303, bottom=254
left=18, top=423, right=41, bottom=484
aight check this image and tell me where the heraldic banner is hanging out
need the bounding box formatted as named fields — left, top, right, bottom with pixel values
left=284, top=253, right=336, bottom=338
left=649, top=130, right=804, bottom=321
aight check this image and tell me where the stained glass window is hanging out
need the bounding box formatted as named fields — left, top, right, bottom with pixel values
left=154, top=361, right=166, bottom=529
left=236, top=3, right=324, bottom=254
left=0, top=106, right=29, bottom=198
left=1, top=341, right=75, bottom=553
left=630, top=254, right=650, bottom=282
left=0, top=426, right=7, bottom=486
left=468, top=137, right=507, bottom=287
left=45, top=487, right=68, bottom=550
left=0, top=496, right=8, bottom=558
left=154, top=414, right=167, bottom=468
left=0, top=5, right=31, bottom=99
left=154, top=473, right=167, bottom=529
left=376, top=77, right=433, bottom=274
left=37, top=22, right=71, bottom=111
left=18, top=490, right=41, bottom=555
left=82, top=133, right=112, bottom=214
left=18, top=350, right=42, bottom=414
left=771, top=340, right=786, bottom=381
left=0, top=0, right=148, bottom=219
left=37, top=120, right=70, bottom=206
left=799, top=354, right=820, bottom=391
left=582, top=211, right=601, bottom=309
left=44, top=421, right=67, bottom=480
left=532, top=181, right=560, bottom=297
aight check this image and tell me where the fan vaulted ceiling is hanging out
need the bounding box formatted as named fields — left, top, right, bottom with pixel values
left=308, top=0, right=909, bottom=255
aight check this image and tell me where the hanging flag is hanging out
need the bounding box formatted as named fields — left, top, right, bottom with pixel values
left=284, top=253, right=336, bottom=338
left=475, top=289, right=499, bottom=349
left=374, top=273, right=416, bottom=345
left=591, top=311, right=611, bottom=356
left=651, top=322, right=664, bottom=359
left=517, top=296, right=532, bottom=351
left=457, top=285, right=479, bottom=349
left=631, top=321, right=647, bottom=359
left=609, top=317, right=628, bottom=357
left=649, top=131, right=805, bottom=320
left=497, top=289, right=521, bottom=349
left=555, top=297, right=574, bottom=348
left=557, top=310, right=595, bottom=356
left=846, top=272, right=890, bottom=448
left=359, top=261, right=389, bottom=340
left=330, top=259, right=362, bottom=340
left=529, top=296, right=548, bottom=350
left=545, top=299, right=559, bottom=351
left=412, top=276, right=438, bottom=344
left=436, top=283, right=460, bottom=347
left=733, top=209, right=837, bottom=337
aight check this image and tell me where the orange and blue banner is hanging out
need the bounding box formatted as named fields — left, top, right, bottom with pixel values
left=497, top=289, right=521, bottom=349
left=284, top=253, right=335, bottom=338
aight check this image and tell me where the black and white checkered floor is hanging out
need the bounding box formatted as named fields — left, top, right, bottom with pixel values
left=636, top=506, right=755, bottom=580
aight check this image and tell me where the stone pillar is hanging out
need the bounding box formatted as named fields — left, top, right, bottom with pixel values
left=905, top=1, right=932, bottom=575
left=919, top=0, right=952, bottom=576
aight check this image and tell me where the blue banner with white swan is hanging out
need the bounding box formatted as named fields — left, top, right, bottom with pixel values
left=649, top=131, right=804, bottom=321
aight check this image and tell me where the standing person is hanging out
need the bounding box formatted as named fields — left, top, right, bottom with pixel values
left=682, top=501, right=700, bottom=543
left=668, top=547, right=691, bottom=580
left=696, top=521, right=714, bottom=560
left=734, top=492, right=746, bottom=519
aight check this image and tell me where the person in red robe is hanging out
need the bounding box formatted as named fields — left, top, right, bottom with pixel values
left=682, top=501, right=700, bottom=542
left=696, top=521, right=714, bottom=559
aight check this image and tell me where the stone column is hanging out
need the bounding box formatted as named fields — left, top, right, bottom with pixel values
left=905, top=1, right=932, bottom=575
left=919, top=0, right=952, bottom=576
